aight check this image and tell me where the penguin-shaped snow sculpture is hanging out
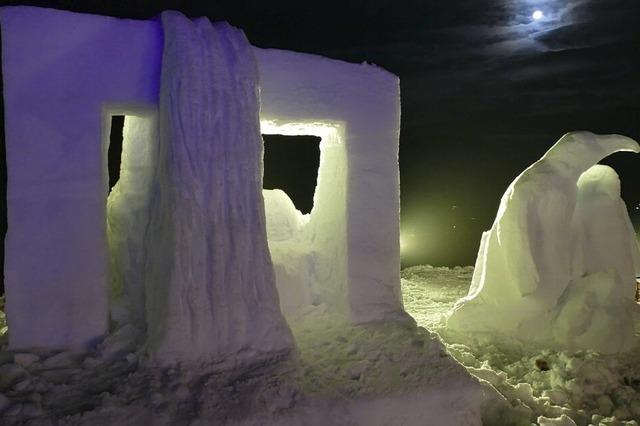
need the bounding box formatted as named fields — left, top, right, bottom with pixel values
left=447, top=131, right=639, bottom=350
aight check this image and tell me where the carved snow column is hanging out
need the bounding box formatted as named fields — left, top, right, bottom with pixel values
left=144, top=12, right=293, bottom=364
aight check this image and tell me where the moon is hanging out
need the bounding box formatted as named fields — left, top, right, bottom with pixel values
left=532, top=10, right=544, bottom=20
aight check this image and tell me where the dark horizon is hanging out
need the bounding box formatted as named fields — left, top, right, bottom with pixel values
left=0, top=0, right=638, bottom=272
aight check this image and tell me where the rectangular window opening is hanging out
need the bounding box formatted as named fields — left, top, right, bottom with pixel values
left=262, top=134, right=321, bottom=215
left=108, top=115, right=125, bottom=192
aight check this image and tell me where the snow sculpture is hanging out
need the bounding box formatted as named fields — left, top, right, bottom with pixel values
left=0, top=6, right=406, bottom=359
left=447, top=132, right=640, bottom=353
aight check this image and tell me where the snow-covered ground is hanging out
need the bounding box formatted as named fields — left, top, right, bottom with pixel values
left=0, top=294, right=484, bottom=425
left=2, top=265, right=637, bottom=425
left=402, top=265, right=640, bottom=426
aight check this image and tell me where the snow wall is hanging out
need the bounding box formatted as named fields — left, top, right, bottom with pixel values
left=447, top=132, right=640, bottom=354
left=0, top=7, right=163, bottom=350
left=256, top=49, right=405, bottom=323
left=142, top=12, right=293, bottom=364
left=0, top=6, right=405, bottom=359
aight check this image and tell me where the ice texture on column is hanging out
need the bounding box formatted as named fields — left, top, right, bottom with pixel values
left=144, top=12, right=293, bottom=364
left=447, top=132, right=640, bottom=353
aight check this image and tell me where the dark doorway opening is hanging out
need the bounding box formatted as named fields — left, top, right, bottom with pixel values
left=262, top=134, right=321, bottom=214
left=108, top=115, right=125, bottom=192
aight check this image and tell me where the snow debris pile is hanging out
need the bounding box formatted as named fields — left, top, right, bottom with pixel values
left=447, top=132, right=640, bottom=354
left=403, top=265, right=640, bottom=426
left=0, top=301, right=486, bottom=425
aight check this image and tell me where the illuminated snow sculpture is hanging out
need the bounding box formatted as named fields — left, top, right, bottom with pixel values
left=0, top=6, right=405, bottom=361
left=447, top=132, right=640, bottom=353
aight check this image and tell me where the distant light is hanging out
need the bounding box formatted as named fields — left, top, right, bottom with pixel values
left=400, top=232, right=416, bottom=255
left=532, top=10, right=544, bottom=21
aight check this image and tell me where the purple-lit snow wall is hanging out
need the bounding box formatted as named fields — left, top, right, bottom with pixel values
left=0, top=7, right=163, bottom=350
left=0, top=6, right=405, bottom=356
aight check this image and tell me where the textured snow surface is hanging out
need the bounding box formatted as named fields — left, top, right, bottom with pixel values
left=0, top=301, right=485, bottom=425
left=403, top=265, right=640, bottom=425
left=143, top=12, right=293, bottom=365
left=447, top=132, right=640, bottom=354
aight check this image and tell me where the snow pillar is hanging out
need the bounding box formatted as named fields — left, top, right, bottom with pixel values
left=345, top=82, right=405, bottom=324
left=144, top=12, right=293, bottom=364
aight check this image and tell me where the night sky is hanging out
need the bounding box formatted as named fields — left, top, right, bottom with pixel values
left=1, top=0, right=639, bottom=269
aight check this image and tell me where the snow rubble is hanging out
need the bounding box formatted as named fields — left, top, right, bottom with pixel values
left=447, top=131, right=640, bottom=354
left=404, top=266, right=640, bottom=426
left=0, top=307, right=487, bottom=425
left=0, top=5, right=163, bottom=350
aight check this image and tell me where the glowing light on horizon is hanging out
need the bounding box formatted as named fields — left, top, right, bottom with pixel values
left=400, top=231, right=416, bottom=255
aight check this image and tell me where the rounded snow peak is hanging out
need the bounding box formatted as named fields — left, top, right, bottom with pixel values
left=543, top=131, right=640, bottom=174
left=577, top=164, right=621, bottom=199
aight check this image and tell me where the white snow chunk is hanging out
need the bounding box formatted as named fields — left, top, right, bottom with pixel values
left=263, top=189, right=308, bottom=242
left=537, top=414, right=578, bottom=426
left=13, top=353, right=40, bottom=368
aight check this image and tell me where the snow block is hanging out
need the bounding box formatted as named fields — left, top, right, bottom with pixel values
left=0, top=6, right=162, bottom=350
left=447, top=132, right=640, bottom=353
left=143, top=12, right=293, bottom=364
